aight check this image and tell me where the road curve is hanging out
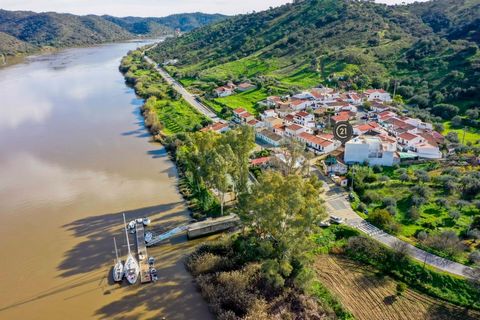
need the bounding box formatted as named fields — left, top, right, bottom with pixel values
left=314, top=167, right=475, bottom=279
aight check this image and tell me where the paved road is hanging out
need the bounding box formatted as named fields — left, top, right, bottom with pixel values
left=313, top=167, right=475, bottom=278
left=143, top=55, right=220, bottom=122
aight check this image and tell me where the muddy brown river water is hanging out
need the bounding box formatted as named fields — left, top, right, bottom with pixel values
left=0, top=41, right=213, bottom=319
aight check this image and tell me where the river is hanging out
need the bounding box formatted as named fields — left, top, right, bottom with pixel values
left=0, top=41, right=213, bottom=319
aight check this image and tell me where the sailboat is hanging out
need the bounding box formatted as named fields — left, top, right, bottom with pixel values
left=112, top=237, right=124, bottom=282
left=123, top=213, right=140, bottom=285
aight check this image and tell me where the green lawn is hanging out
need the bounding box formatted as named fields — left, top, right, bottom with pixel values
left=213, top=88, right=268, bottom=114
left=154, top=98, right=206, bottom=135
left=443, top=121, right=480, bottom=145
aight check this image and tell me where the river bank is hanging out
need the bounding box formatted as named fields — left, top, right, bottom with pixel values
left=0, top=41, right=212, bottom=319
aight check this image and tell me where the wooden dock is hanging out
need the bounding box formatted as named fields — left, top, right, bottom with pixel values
left=135, top=222, right=151, bottom=283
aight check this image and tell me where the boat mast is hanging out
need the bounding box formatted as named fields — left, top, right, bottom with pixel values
left=123, top=213, right=131, bottom=255
left=113, top=237, right=120, bottom=262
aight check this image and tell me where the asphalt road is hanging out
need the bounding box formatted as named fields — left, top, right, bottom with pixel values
left=314, top=167, right=474, bottom=278
left=143, top=55, right=220, bottom=122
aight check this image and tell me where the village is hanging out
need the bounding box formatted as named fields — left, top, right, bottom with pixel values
left=203, top=84, right=445, bottom=184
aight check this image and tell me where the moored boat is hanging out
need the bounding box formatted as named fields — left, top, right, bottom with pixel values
left=112, top=237, right=124, bottom=282
left=123, top=213, right=140, bottom=285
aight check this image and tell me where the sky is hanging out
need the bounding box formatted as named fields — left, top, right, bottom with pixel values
left=0, top=0, right=429, bottom=17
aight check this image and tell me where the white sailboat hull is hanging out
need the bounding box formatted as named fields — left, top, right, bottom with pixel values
left=124, top=254, right=140, bottom=285
left=112, top=261, right=124, bottom=282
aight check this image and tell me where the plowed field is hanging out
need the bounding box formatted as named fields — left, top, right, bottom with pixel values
left=315, top=255, right=479, bottom=320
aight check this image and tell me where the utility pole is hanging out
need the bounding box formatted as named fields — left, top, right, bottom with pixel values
left=393, top=80, right=398, bottom=100
left=462, top=126, right=466, bottom=145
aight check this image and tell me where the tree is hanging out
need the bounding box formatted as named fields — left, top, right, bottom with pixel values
left=460, top=171, right=480, bottom=199
left=399, top=173, right=410, bottom=182
left=238, top=172, right=327, bottom=289
left=466, top=108, right=479, bottom=119
left=424, top=231, right=465, bottom=257
left=451, top=115, right=463, bottom=127
left=414, top=169, right=430, bottom=183
left=431, top=104, right=459, bottom=120
left=445, top=132, right=459, bottom=143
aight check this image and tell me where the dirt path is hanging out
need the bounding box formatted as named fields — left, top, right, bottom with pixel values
left=315, top=255, right=479, bottom=320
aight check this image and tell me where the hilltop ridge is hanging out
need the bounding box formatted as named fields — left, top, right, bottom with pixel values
left=149, top=0, right=480, bottom=111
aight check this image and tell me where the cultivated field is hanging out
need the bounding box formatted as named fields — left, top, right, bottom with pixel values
left=315, top=255, right=480, bottom=320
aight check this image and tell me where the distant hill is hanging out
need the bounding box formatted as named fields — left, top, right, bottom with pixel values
left=103, top=13, right=227, bottom=35
left=0, top=9, right=226, bottom=56
left=149, top=0, right=480, bottom=111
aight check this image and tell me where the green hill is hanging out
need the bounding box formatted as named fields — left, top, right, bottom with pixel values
left=103, top=13, right=227, bottom=35
left=149, top=0, right=480, bottom=112
left=0, top=9, right=226, bottom=56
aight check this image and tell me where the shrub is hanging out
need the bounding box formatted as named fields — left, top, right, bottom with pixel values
left=383, top=197, right=397, bottom=208
left=367, top=209, right=401, bottom=234
left=469, top=251, right=480, bottom=265
left=357, top=202, right=367, bottom=212
left=396, top=282, right=407, bottom=296
left=408, top=206, right=420, bottom=221
left=186, top=252, right=231, bottom=276
left=423, top=231, right=465, bottom=257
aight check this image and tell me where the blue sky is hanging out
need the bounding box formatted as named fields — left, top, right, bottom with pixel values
left=0, top=0, right=428, bottom=17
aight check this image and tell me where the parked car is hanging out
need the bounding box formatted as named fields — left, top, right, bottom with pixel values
left=330, top=215, right=344, bottom=224
left=319, top=219, right=331, bottom=227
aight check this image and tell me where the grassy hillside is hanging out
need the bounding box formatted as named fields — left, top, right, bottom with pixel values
left=0, top=9, right=226, bottom=56
left=149, top=0, right=480, bottom=112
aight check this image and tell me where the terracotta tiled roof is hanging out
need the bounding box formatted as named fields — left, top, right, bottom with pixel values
left=399, top=132, right=419, bottom=141
left=287, top=124, right=304, bottom=131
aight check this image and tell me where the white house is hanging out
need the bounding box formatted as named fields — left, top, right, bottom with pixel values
left=344, top=135, right=398, bottom=166
left=346, top=92, right=362, bottom=105
left=264, top=117, right=283, bottom=129
left=200, top=122, right=230, bottom=134
left=353, top=122, right=380, bottom=136
left=293, top=111, right=315, bottom=128
left=398, top=132, right=424, bottom=148
left=402, top=117, right=434, bottom=130
left=247, top=119, right=263, bottom=129
left=232, top=108, right=254, bottom=124
left=364, top=89, right=392, bottom=102
left=290, top=99, right=311, bottom=111
left=411, top=143, right=442, bottom=159
left=285, top=124, right=307, bottom=137
left=298, top=132, right=340, bottom=154
left=257, top=129, right=284, bottom=147
left=261, top=109, right=277, bottom=120
left=214, top=83, right=236, bottom=97
left=382, top=117, right=418, bottom=136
